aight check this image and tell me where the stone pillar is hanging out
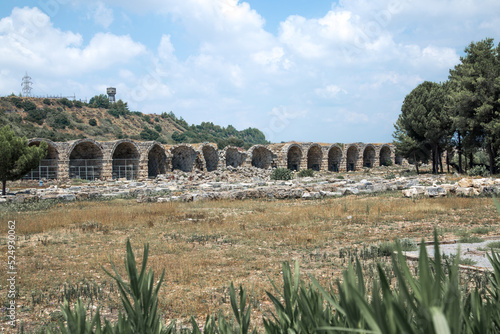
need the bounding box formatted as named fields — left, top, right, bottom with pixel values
left=58, top=160, right=69, bottom=180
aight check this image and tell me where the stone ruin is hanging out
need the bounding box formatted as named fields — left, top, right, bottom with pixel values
left=23, top=139, right=401, bottom=181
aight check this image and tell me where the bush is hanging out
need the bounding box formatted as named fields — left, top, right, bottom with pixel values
left=25, top=108, right=48, bottom=125
left=154, top=124, right=162, bottom=133
left=468, top=165, right=490, bottom=177
left=22, top=100, right=37, bottom=111
left=43, top=98, right=52, bottom=105
left=58, top=98, right=73, bottom=108
left=270, top=167, right=293, bottom=181
left=297, top=169, right=314, bottom=177
left=88, top=118, right=97, bottom=126
left=73, top=100, right=83, bottom=108
left=140, top=127, right=160, bottom=141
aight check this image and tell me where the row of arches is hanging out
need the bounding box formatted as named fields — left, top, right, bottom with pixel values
left=24, top=139, right=396, bottom=181
left=284, top=144, right=393, bottom=172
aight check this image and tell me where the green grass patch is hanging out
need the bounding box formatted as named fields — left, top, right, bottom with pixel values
left=458, top=236, right=484, bottom=243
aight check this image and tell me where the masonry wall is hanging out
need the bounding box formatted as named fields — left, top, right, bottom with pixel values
left=27, top=139, right=400, bottom=180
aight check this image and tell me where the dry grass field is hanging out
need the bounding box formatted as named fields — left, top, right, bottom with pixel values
left=0, top=191, right=499, bottom=332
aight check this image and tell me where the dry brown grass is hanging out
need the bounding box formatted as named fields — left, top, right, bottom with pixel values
left=0, top=194, right=498, bottom=332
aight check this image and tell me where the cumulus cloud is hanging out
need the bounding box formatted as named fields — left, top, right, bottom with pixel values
left=316, top=85, right=347, bottom=99
left=0, top=7, right=145, bottom=76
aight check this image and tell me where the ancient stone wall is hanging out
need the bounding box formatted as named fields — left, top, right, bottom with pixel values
left=26, top=139, right=401, bottom=180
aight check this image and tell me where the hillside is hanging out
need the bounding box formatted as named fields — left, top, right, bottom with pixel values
left=0, top=95, right=267, bottom=149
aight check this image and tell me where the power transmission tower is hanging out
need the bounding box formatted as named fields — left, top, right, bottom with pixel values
left=21, top=72, right=33, bottom=97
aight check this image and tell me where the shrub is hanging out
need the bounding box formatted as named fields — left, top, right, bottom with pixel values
left=140, top=127, right=160, bottom=141
left=270, top=167, right=293, bottom=181
left=43, top=98, right=52, bottom=105
left=468, top=165, right=490, bottom=177
left=154, top=124, right=162, bottom=133
left=88, top=118, right=97, bottom=126
left=73, top=100, right=83, bottom=108
left=22, top=100, right=37, bottom=111
left=58, top=98, right=73, bottom=108
left=25, top=108, right=48, bottom=125
left=297, top=169, right=314, bottom=177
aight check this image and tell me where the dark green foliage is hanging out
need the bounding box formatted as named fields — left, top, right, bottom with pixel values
left=58, top=98, right=73, bottom=108
left=140, top=127, right=160, bottom=141
left=393, top=81, right=452, bottom=174
left=47, top=110, right=71, bottom=129
left=107, top=100, right=130, bottom=118
left=154, top=124, right=162, bottom=133
left=22, top=100, right=37, bottom=111
left=468, top=165, right=490, bottom=177
left=297, top=169, right=314, bottom=177
left=25, top=108, right=49, bottom=125
left=449, top=38, right=500, bottom=174
left=74, top=100, right=83, bottom=108
left=0, top=126, right=47, bottom=195
left=88, top=119, right=97, bottom=126
left=9, top=96, right=23, bottom=108
left=89, top=94, right=110, bottom=109
left=171, top=131, right=186, bottom=143
left=270, top=167, right=293, bottom=181
left=43, top=98, right=52, bottom=105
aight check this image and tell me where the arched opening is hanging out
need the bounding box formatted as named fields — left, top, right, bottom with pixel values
left=112, top=141, right=140, bottom=180
left=346, top=146, right=358, bottom=172
left=251, top=146, right=273, bottom=169
left=328, top=146, right=342, bottom=172
left=148, top=144, right=167, bottom=178
left=287, top=145, right=302, bottom=171
left=395, top=155, right=403, bottom=165
left=225, top=147, right=245, bottom=168
left=363, top=146, right=376, bottom=168
left=24, top=140, right=59, bottom=180
left=171, top=145, right=197, bottom=172
left=379, top=146, right=392, bottom=166
left=69, top=140, right=103, bottom=180
left=307, top=145, right=322, bottom=171
left=202, top=145, right=219, bottom=172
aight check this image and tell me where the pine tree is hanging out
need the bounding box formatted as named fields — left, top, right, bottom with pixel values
left=0, top=126, right=47, bottom=195
left=448, top=38, right=500, bottom=174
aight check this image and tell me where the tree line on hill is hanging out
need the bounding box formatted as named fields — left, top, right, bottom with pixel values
left=393, top=38, right=500, bottom=175
left=0, top=94, right=267, bottom=149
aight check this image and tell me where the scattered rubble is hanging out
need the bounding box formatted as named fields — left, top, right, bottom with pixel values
left=2, top=166, right=500, bottom=204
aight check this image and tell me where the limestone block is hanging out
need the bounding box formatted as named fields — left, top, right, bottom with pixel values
left=425, top=187, right=446, bottom=197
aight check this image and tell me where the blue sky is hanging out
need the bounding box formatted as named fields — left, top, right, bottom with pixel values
left=1, top=0, right=499, bottom=143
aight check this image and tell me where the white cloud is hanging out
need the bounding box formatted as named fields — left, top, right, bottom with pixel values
left=0, top=7, right=146, bottom=76
left=92, top=2, right=114, bottom=29
left=316, top=85, right=347, bottom=99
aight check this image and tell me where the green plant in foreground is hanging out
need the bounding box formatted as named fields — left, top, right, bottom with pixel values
left=297, top=169, right=314, bottom=177
left=270, top=167, right=293, bottom=181
left=47, top=226, right=500, bottom=334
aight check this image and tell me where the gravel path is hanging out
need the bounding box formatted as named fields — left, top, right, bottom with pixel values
left=404, top=238, right=500, bottom=270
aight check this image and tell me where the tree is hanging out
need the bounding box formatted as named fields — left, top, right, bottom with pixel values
left=0, top=126, right=47, bottom=195
left=393, top=81, right=453, bottom=173
left=89, top=94, right=110, bottom=109
left=448, top=38, right=500, bottom=174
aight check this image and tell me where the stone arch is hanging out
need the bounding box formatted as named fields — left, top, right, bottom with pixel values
left=286, top=144, right=302, bottom=171
left=307, top=144, right=323, bottom=171
left=25, top=139, right=59, bottom=180
left=249, top=145, right=273, bottom=169
left=171, top=144, right=197, bottom=172
left=327, top=145, right=342, bottom=172
left=111, top=140, right=140, bottom=180
left=379, top=145, right=392, bottom=166
left=200, top=144, right=219, bottom=172
left=346, top=145, right=358, bottom=172
left=68, top=139, right=103, bottom=180
left=225, top=146, right=246, bottom=168
left=363, top=145, right=376, bottom=168
left=147, top=143, right=168, bottom=178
